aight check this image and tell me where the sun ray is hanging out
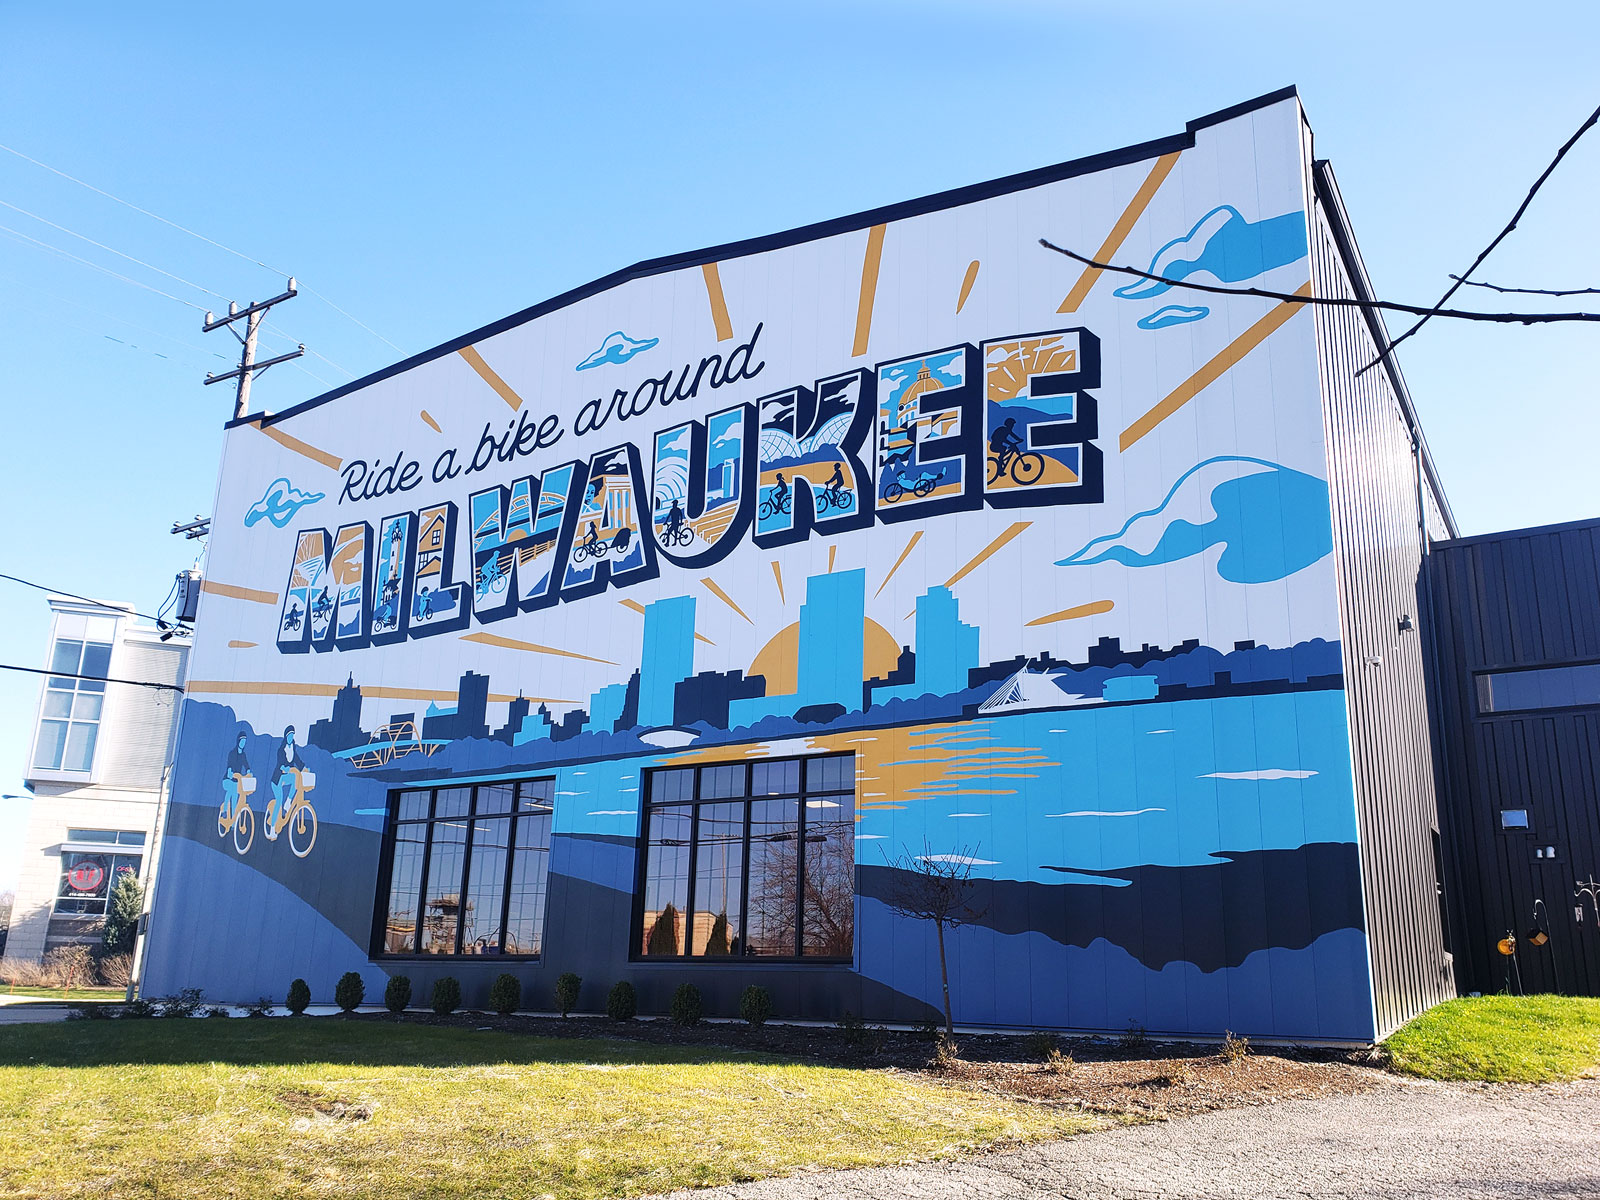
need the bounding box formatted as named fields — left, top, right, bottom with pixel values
left=956, top=259, right=980, bottom=313
left=460, top=629, right=617, bottom=666
left=1026, top=598, right=1116, bottom=626
left=770, top=560, right=784, bottom=604
left=874, top=530, right=923, bottom=598
left=905, top=522, right=1031, bottom=618
left=700, top=576, right=754, bottom=625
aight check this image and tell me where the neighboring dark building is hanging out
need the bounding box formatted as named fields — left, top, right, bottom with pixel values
left=1428, top=518, right=1600, bottom=997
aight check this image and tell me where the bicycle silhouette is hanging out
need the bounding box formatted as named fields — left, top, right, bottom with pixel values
left=218, top=772, right=257, bottom=856
left=475, top=551, right=510, bottom=598
left=987, top=446, right=1045, bottom=486
left=816, top=486, right=853, bottom=512
left=759, top=492, right=792, bottom=519
left=267, top=766, right=319, bottom=858
left=282, top=605, right=302, bottom=632
left=883, top=472, right=939, bottom=503
left=659, top=521, right=695, bottom=548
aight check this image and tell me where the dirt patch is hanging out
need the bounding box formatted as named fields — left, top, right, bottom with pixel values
left=350, top=1010, right=1384, bottom=1121
left=276, top=1089, right=374, bottom=1123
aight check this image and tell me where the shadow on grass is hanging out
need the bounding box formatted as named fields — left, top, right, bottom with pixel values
left=0, top=1015, right=814, bottom=1072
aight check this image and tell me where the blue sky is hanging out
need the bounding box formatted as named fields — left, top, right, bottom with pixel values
left=1, top=1, right=1596, bottom=890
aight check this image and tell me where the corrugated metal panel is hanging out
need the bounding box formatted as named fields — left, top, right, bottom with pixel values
left=1429, top=519, right=1600, bottom=995
left=98, top=640, right=187, bottom=791
left=1308, top=159, right=1455, bottom=1037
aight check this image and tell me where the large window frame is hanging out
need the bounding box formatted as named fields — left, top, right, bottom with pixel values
left=632, top=753, right=856, bottom=965
left=33, top=637, right=114, bottom=775
left=372, top=777, right=554, bottom=960
left=54, top=831, right=144, bottom=917
left=1474, top=661, right=1600, bottom=715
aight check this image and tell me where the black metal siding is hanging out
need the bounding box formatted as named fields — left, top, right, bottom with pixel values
left=1429, top=520, right=1600, bottom=995
left=1307, top=157, right=1456, bottom=1038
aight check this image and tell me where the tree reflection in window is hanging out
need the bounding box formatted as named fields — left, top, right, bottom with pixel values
left=637, top=753, right=855, bottom=960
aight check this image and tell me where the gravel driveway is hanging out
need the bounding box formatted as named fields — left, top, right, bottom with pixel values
left=653, top=1078, right=1600, bottom=1200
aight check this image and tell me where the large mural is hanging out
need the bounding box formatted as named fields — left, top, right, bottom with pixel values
left=144, top=92, right=1380, bottom=1041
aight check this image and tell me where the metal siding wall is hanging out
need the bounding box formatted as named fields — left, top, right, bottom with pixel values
left=1308, top=168, right=1455, bottom=1038
left=1429, top=521, right=1600, bottom=995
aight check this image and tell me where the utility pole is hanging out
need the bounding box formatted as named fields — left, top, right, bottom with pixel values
left=202, top=278, right=305, bottom=420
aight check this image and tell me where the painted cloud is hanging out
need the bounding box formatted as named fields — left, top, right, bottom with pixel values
left=576, top=330, right=659, bottom=371
left=1057, top=456, right=1332, bottom=585
left=245, top=478, right=325, bottom=529
left=1115, top=204, right=1308, bottom=302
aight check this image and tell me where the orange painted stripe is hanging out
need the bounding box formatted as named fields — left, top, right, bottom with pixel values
left=227, top=640, right=257, bottom=649
left=770, top=560, right=785, bottom=604
left=617, top=597, right=714, bottom=644
left=1057, top=151, right=1181, bottom=314
left=956, top=260, right=980, bottom=314
left=851, top=223, right=887, bottom=357
left=249, top=420, right=342, bottom=472
left=828, top=544, right=837, bottom=573
left=202, top=579, right=279, bottom=606
left=420, top=409, right=442, bottom=433
left=1119, top=281, right=1313, bottom=452
left=457, top=345, right=525, bottom=411
left=908, top=522, right=1032, bottom=620
left=700, top=576, right=753, bottom=625
left=460, top=629, right=616, bottom=665
left=875, top=530, right=923, bottom=598
left=1025, top=598, right=1116, bottom=627
left=702, top=263, right=734, bottom=342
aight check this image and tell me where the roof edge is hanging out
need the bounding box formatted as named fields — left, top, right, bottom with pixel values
left=1432, top=514, right=1600, bottom=551
left=234, top=86, right=1302, bottom=432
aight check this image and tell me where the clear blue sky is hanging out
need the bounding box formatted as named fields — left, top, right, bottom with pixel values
left=1, top=1, right=1596, bottom=890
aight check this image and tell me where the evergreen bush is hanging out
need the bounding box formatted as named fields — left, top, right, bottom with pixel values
left=286, top=978, right=311, bottom=1015
left=431, top=976, right=461, bottom=1015
left=606, top=980, right=637, bottom=1022
left=488, top=973, right=521, bottom=1016
left=384, top=975, right=411, bottom=1014
left=739, top=985, right=773, bottom=1027
left=335, top=971, right=365, bottom=1012
left=555, top=972, right=581, bottom=1017
left=100, top=873, right=143, bottom=958
left=669, top=983, right=702, bottom=1026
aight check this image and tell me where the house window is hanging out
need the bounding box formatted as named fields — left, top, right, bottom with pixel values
left=34, top=638, right=113, bottom=773
left=636, top=753, right=855, bottom=961
left=55, top=851, right=141, bottom=916
left=376, top=778, right=553, bottom=957
left=1476, top=663, right=1600, bottom=714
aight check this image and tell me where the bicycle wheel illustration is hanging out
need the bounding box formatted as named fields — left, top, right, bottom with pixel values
left=233, top=804, right=256, bottom=856
left=914, top=477, right=938, bottom=497
left=986, top=454, right=1005, bottom=484
left=289, top=804, right=318, bottom=859
left=883, top=481, right=905, bottom=503
left=1008, top=452, right=1045, bottom=485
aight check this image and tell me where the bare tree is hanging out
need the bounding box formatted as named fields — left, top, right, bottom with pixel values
left=882, top=841, right=986, bottom=1038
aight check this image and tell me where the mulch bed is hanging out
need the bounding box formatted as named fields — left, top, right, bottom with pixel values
left=350, top=1010, right=1386, bottom=1120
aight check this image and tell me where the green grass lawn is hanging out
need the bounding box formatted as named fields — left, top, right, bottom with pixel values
left=0, top=1018, right=1100, bottom=1200
left=1, top=985, right=123, bottom=1003
left=1385, top=995, right=1600, bottom=1083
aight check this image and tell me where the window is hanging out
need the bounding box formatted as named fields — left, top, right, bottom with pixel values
left=55, top=851, right=141, bottom=916
left=67, top=829, right=145, bottom=847
left=636, top=753, right=855, bottom=961
left=1500, top=809, right=1530, bottom=830
left=376, top=778, right=553, bottom=957
left=1476, top=663, right=1600, bottom=714
left=34, top=638, right=113, bottom=773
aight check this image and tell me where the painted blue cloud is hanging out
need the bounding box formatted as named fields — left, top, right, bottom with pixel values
left=245, top=478, right=325, bottom=529
left=1115, top=205, right=1308, bottom=302
left=1138, top=304, right=1210, bottom=330
left=576, top=330, right=659, bottom=371
left=1057, top=456, right=1332, bottom=584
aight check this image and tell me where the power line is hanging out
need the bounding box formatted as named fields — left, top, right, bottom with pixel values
left=1361, top=100, right=1600, bottom=374
left=1450, top=275, right=1600, bottom=298
left=0, top=140, right=402, bottom=352
left=0, top=662, right=183, bottom=693
left=1035, top=239, right=1600, bottom=324
left=0, top=222, right=207, bottom=311
left=0, top=196, right=233, bottom=302
left=0, top=571, right=171, bottom=627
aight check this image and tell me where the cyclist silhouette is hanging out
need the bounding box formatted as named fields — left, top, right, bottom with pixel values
left=222, top=732, right=251, bottom=823
left=826, top=462, right=845, bottom=499
left=584, top=519, right=600, bottom=548
left=771, top=472, right=789, bottom=509
left=665, top=497, right=686, bottom=538
left=990, top=417, right=1025, bottom=471
left=266, top=726, right=305, bottom=840
left=283, top=602, right=302, bottom=631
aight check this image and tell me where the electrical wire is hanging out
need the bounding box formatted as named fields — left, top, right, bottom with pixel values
left=0, top=662, right=183, bottom=693
left=0, top=196, right=233, bottom=302
left=0, top=222, right=206, bottom=311
left=0, top=571, right=172, bottom=627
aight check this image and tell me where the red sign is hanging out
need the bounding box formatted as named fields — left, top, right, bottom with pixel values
left=66, top=859, right=105, bottom=893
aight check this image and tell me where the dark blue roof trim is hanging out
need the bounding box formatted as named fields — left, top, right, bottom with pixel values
left=235, top=86, right=1300, bottom=432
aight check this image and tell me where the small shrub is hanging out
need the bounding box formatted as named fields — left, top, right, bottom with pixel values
left=930, top=1031, right=960, bottom=1070
left=837, top=1010, right=883, bottom=1055
left=286, top=978, right=311, bottom=1015
left=158, top=988, right=204, bottom=1018
left=555, top=972, right=581, bottom=1017
left=245, top=995, right=275, bottom=1018
left=1221, top=1030, right=1250, bottom=1065
left=1152, top=1060, right=1194, bottom=1087
left=205, top=1006, right=231, bottom=1018
left=669, top=983, right=702, bottom=1026
left=1024, top=1030, right=1059, bottom=1060
left=1119, top=1020, right=1148, bottom=1051
left=431, top=976, right=461, bottom=1015
left=335, top=971, right=365, bottom=1013
left=1044, top=1046, right=1076, bottom=1076
left=123, top=997, right=156, bottom=1019
left=74, top=1003, right=116, bottom=1020
left=384, top=975, right=412, bottom=1014
left=606, top=981, right=637, bottom=1022
left=488, top=973, right=521, bottom=1017
left=97, top=953, right=134, bottom=989
left=738, top=985, right=773, bottom=1027
left=42, top=945, right=94, bottom=989
left=0, top=957, right=47, bottom=988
